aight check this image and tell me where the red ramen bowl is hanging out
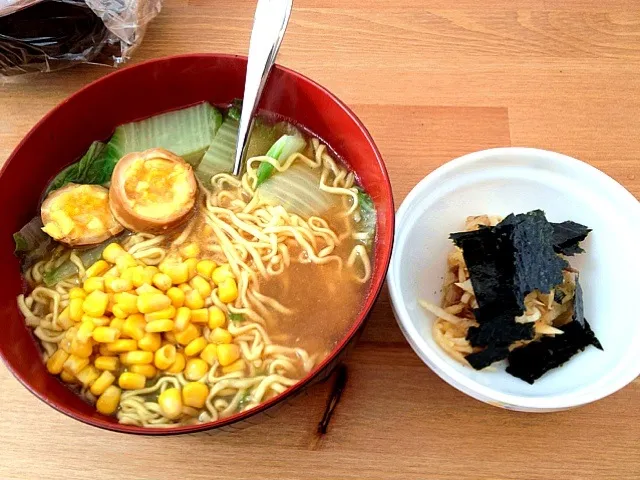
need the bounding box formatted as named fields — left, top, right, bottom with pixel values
left=0, top=54, right=394, bottom=434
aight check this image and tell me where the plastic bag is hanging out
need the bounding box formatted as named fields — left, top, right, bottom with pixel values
left=0, top=0, right=162, bottom=76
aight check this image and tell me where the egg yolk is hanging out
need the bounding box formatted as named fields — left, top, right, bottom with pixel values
left=123, top=158, right=192, bottom=218
left=42, top=185, right=115, bottom=241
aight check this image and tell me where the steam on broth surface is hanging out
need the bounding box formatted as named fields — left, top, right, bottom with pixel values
left=15, top=102, right=375, bottom=427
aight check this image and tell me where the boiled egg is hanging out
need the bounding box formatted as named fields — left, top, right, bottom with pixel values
left=109, top=148, right=197, bottom=233
left=41, top=184, right=124, bottom=246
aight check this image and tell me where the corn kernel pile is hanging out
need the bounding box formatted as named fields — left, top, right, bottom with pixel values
left=45, top=241, right=245, bottom=419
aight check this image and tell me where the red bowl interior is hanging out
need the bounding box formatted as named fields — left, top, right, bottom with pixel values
left=0, top=54, right=394, bottom=434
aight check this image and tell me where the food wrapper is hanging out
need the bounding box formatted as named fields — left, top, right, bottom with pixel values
left=0, top=0, right=162, bottom=76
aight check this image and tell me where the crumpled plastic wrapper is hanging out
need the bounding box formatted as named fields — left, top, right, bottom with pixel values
left=0, top=0, right=162, bottom=76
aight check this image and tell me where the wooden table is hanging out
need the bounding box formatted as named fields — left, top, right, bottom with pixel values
left=1, top=1, right=638, bottom=479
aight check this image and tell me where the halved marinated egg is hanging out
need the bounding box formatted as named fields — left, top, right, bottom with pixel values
left=109, top=148, right=197, bottom=233
left=41, top=184, right=124, bottom=246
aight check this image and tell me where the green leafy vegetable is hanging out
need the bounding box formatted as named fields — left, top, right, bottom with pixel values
left=196, top=115, right=240, bottom=184
left=229, top=312, right=244, bottom=324
left=45, top=141, right=108, bottom=195
left=255, top=133, right=306, bottom=187
left=13, top=216, right=48, bottom=253
left=356, top=188, right=376, bottom=247
left=237, top=390, right=252, bottom=411
left=105, top=102, right=222, bottom=168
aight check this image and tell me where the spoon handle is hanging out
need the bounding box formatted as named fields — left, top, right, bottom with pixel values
left=232, top=0, right=293, bottom=176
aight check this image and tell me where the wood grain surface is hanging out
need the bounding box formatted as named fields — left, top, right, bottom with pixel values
left=1, top=1, right=639, bottom=479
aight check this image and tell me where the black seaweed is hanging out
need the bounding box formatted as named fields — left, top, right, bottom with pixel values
left=451, top=210, right=566, bottom=325
left=572, top=276, right=603, bottom=350
left=466, top=346, right=510, bottom=370
left=467, top=318, right=534, bottom=347
left=551, top=221, right=591, bottom=256
left=506, top=320, right=600, bottom=384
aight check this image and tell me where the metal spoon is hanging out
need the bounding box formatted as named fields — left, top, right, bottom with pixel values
left=232, top=0, right=293, bottom=176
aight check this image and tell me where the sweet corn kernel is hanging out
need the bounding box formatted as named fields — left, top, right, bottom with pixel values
left=110, top=278, right=133, bottom=293
left=210, top=327, right=233, bottom=345
left=130, top=266, right=147, bottom=288
left=122, top=314, right=146, bottom=340
left=96, top=385, right=121, bottom=415
left=184, top=336, right=207, bottom=357
left=182, top=382, right=209, bottom=408
left=46, top=349, right=69, bottom=374
left=174, top=306, right=192, bottom=331
left=103, top=276, right=118, bottom=293
left=76, top=365, right=100, bottom=386
left=190, top=275, right=212, bottom=298
left=118, top=372, right=146, bottom=390
left=167, top=352, right=186, bottom=373
left=94, top=355, right=119, bottom=371
left=98, top=344, right=112, bottom=356
left=136, top=284, right=163, bottom=295
left=137, top=293, right=171, bottom=314
left=83, top=276, right=105, bottom=293
left=211, top=264, right=233, bottom=285
left=120, top=266, right=136, bottom=282
left=70, top=337, right=93, bottom=358
left=83, top=290, right=109, bottom=317
left=185, top=258, right=198, bottom=280
left=84, top=315, right=110, bottom=327
left=180, top=242, right=200, bottom=259
left=221, top=358, right=246, bottom=375
left=175, top=323, right=200, bottom=345
left=166, top=287, right=185, bottom=308
left=138, top=332, right=162, bottom=352
left=130, top=364, right=157, bottom=379
left=158, top=387, right=183, bottom=419
left=184, top=358, right=208, bottom=381
left=59, top=338, right=72, bottom=353
left=190, top=309, right=208, bottom=325
left=154, top=344, right=176, bottom=370
left=200, top=343, right=217, bottom=365
left=60, top=370, right=76, bottom=384
left=145, top=319, right=174, bottom=333
left=106, top=292, right=116, bottom=313
left=178, top=283, right=192, bottom=292
left=69, top=297, right=84, bottom=322
left=112, top=304, right=128, bottom=319
left=103, top=243, right=126, bottom=263
left=159, top=262, right=189, bottom=285
left=145, top=306, right=176, bottom=322
left=196, top=259, right=216, bottom=279
left=86, top=260, right=109, bottom=278
left=208, top=306, right=226, bottom=329
left=217, top=344, right=240, bottom=367
left=217, top=277, right=238, bottom=303
left=107, top=339, right=138, bottom=353
left=57, top=307, right=74, bottom=330
left=90, top=370, right=115, bottom=396
left=69, top=287, right=86, bottom=300
left=152, top=273, right=172, bottom=291
left=114, top=292, right=139, bottom=314
left=76, top=320, right=95, bottom=342
left=115, top=252, right=137, bottom=272
left=164, top=331, right=178, bottom=344
left=63, top=354, right=89, bottom=375
left=120, top=350, right=153, bottom=365
left=184, top=289, right=205, bottom=310
left=110, top=318, right=125, bottom=332
left=65, top=327, right=78, bottom=341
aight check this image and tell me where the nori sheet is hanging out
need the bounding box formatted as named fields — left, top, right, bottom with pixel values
left=466, top=346, right=510, bottom=370
left=571, top=276, right=603, bottom=350
left=467, top=318, right=535, bottom=347
left=506, top=320, right=600, bottom=384
left=551, top=221, right=591, bottom=256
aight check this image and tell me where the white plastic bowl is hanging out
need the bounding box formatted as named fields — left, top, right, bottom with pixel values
left=388, top=147, right=640, bottom=412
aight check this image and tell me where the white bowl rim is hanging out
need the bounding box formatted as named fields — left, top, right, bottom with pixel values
left=388, top=146, right=640, bottom=410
